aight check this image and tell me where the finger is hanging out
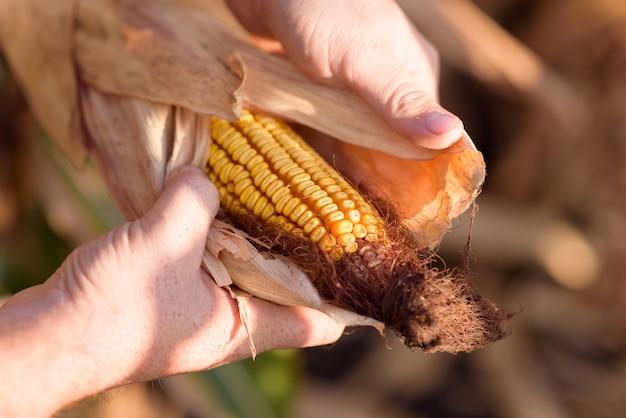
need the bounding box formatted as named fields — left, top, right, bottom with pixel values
left=139, top=167, right=220, bottom=259
left=249, top=301, right=345, bottom=350
left=224, top=298, right=345, bottom=364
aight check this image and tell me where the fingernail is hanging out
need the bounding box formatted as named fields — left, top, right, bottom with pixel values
left=423, top=112, right=460, bottom=135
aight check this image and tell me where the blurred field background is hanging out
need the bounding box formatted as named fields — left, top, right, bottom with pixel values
left=2, top=0, right=626, bottom=417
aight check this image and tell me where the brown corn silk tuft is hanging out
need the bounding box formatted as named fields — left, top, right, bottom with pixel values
left=207, top=111, right=508, bottom=353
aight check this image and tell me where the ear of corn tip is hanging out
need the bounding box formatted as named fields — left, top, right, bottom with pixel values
left=206, top=110, right=386, bottom=260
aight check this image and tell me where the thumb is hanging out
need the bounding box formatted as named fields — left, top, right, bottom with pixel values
left=138, top=167, right=220, bottom=259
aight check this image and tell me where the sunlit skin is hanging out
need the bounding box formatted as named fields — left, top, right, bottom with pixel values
left=0, top=1, right=462, bottom=416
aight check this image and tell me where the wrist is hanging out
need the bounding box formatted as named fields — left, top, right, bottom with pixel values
left=0, top=282, right=123, bottom=417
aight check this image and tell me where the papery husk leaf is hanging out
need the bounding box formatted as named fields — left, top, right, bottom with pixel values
left=206, top=220, right=255, bottom=259
left=206, top=220, right=322, bottom=307
left=229, top=289, right=257, bottom=359
left=167, top=107, right=213, bottom=176
left=220, top=243, right=324, bottom=309
left=201, top=251, right=232, bottom=288
left=326, top=133, right=484, bottom=247
left=81, top=88, right=171, bottom=220
left=75, top=0, right=244, bottom=121
left=0, top=0, right=86, bottom=166
left=81, top=88, right=210, bottom=221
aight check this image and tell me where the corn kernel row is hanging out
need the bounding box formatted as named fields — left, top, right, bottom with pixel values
left=206, top=110, right=386, bottom=260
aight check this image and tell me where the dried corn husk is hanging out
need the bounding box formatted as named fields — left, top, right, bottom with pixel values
left=0, top=0, right=487, bottom=347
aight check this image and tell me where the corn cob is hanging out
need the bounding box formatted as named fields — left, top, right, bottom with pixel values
left=205, top=110, right=508, bottom=353
left=206, top=109, right=386, bottom=261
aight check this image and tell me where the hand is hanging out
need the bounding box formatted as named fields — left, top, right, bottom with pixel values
left=0, top=167, right=343, bottom=417
left=227, top=0, right=463, bottom=150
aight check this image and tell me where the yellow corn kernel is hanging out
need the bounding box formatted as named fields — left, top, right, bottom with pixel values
left=343, top=241, right=359, bottom=254
left=361, top=213, right=380, bottom=226
left=366, top=224, right=380, bottom=234
left=309, top=225, right=328, bottom=243
left=289, top=202, right=309, bottom=224
left=273, top=193, right=292, bottom=213
left=305, top=188, right=327, bottom=201
left=281, top=197, right=302, bottom=218
left=319, top=203, right=339, bottom=217
left=329, top=247, right=344, bottom=261
left=269, top=186, right=290, bottom=206
left=324, top=210, right=345, bottom=225
left=345, top=209, right=361, bottom=224
left=311, top=195, right=333, bottom=212
left=353, top=223, right=368, bottom=239
left=294, top=180, right=316, bottom=196
left=331, top=219, right=354, bottom=237
left=324, top=184, right=342, bottom=194
left=336, top=232, right=356, bottom=247
left=256, top=171, right=277, bottom=191
left=302, top=216, right=322, bottom=234
left=298, top=210, right=315, bottom=227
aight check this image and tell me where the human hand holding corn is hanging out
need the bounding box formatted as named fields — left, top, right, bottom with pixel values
left=0, top=168, right=344, bottom=417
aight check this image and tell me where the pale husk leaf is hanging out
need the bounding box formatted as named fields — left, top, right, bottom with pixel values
left=81, top=88, right=171, bottom=220
left=81, top=88, right=212, bottom=220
